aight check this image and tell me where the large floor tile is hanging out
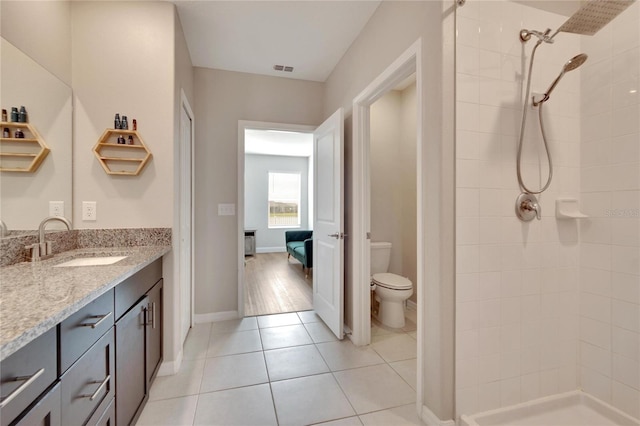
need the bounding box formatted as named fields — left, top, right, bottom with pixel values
left=260, top=324, right=312, bottom=350
left=211, top=316, right=258, bottom=334
left=200, top=351, right=268, bottom=393
left=193, top=384, right=277, bottom=426
left=264, top=344, right=329, bottom=381
left=149, top=359, right=205, bottom=401
left=271, top=373, right=356, bottom=425
left=257, top=312, right=301, bottom=328
left=359, top=403, right=424, bottom=425
left=136, top=395, right=198, bottom=426
left=389, top=358, right=417, bottom=390
left=297, top=310, right=322, bottom=323
left=182, top=323, right=212, bottom=360
left=316, top=340, right=385, bottom=371
left=334, top=364, right=416, bottom=414
left=315, top=416, right=364, bottom=425
left=304, top=321, right=340, bottom=343
left=371, top=333, right=417, bottom=362
left=206, top=329, right=262, bottom=357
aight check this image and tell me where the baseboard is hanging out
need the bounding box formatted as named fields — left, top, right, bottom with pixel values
left=256, top=247, right=287, bottom=253
left=195, top=311, right=239, bottom=323
left=407, top=299, right=417, bottom=310
left=157, top=348, right=183, bottom=376
left=421, top=404, right=455, bottom=426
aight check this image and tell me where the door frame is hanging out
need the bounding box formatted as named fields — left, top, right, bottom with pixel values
left=237, top=120, right=316, bottom=317
left=179, top=90, right=195, bottom=341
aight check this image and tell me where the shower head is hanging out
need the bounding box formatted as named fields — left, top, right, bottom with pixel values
left=556, top=0, right=636, bottom=36
left=533, top=54, right=588, bottom=105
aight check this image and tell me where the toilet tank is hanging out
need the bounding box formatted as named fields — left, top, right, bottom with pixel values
left=370, top=241, right=392, bottom=275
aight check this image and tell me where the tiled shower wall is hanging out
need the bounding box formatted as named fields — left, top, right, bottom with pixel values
left=579, top=1, right=640, bottom=419
left=455, top=0, right=640, bottom=420
left=455, top=0, right=583, bottom=416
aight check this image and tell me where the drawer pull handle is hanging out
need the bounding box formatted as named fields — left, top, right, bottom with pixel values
left=83, top=375, right=110, bottom=401
left=0, top=368, right=45, bottom=408
left=80, top=312, right=112, bottom=329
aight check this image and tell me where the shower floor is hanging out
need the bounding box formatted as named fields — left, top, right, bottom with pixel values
left=460, top=391, right=639, bottom=426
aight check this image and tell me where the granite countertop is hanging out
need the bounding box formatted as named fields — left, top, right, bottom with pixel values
left=0, top=245, right=171, bottom=361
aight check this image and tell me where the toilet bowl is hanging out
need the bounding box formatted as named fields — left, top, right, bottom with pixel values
left=370, top=242, right=414, bottom=328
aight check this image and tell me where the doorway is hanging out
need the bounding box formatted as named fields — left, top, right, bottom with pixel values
left=237, top=121, right=316, bottom=318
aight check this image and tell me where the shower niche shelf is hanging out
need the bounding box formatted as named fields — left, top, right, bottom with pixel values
left=93, top=129, right=152, bottom=176
left=0, top=122, right=50, bottom=172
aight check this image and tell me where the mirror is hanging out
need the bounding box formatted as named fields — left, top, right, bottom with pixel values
left=0, top=37, right=73, bottom=235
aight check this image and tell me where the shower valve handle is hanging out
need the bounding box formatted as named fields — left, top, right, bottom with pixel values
left=515, top=193, right=541, bottom=221
left=523, top=199, right=541, bottom=220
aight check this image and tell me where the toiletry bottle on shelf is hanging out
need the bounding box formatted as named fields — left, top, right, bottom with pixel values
left=122, top=115, right=128, bottom=130
left=14, top=129, right=24, bottom=138
left=115, top=113, right=121, bottom=129
left=132, top=119, right=137, bottom=131
left=1, top=109, right=7, bottom=122
left=10, top=107, right=18, bottom=122
left=127, top=135, right=134, bottom=145
left=3, top=128, right=9, bottom=138
left=117, top=135, right=125, bottom=144
left=18, top=106, right=27, bottom=123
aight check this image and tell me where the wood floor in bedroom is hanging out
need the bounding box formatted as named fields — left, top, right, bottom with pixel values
left=244, top=252, right=313, bottom=317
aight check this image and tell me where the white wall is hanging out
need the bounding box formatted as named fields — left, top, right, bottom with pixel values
left=323, top=1, right=455, bottom=421
left=370, top=83, right=417, bottom=301
left=455, top=1, right=582, bottom=416
left=193, top=68, right=323, bottom=316
left=579, top=1, right=640, bottom=418
left=245, top=154, right=309, bottom=251
left=71, top=1, right=174, bottom=229
left=0, top=0, right=72, bottom=86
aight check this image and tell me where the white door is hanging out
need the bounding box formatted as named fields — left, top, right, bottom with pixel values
left=313, top=108, right=344, bottom=339
left=180, top=103, right=193, bottom=342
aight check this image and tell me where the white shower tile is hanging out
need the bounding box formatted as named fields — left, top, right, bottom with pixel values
left=612, top=327, right=640, bottom=361
left=478, top=272, right=502, bottom=300
left=581, top=292, right=612, bottom=324
left=612, top=272, right=640, bottom=304
left=477, top=299, right=501, bottom=328
left=458, top=188, right=480, bottom=217
left=520, top=372, right=541, bottom=402
left=457, top=301, right=480, bottom=331
left=477, top=354, right=501, bottom=384
left=611, top=246, right=640, bottom=275
left=457, top=273, right=479, bottom=303
left=500, top=377, right=521, bottom=407
left=477, top=381, right=501, bottom=412
left=581, top=366, right=612, bottom=403
left=612, top=381, right=640, bottom=420
left=580, top=341, right=612, bottom=377
left=478, top=326, right=501, bottom=356
left=613, top=353, right=640, bottom=390
left=457, top=329, right=478, bottom=359
left=457, top=217, right=480, bottom=245
left=456, top=16, right=480, bottom=48
left=612, top=300, right=640, bottom=333
left=581, top=317, right=612, bottom=350
left=539, top=368, right=560, bottom=397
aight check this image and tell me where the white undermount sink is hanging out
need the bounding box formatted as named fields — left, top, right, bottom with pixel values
left=54, top=256, right=128, bottom=267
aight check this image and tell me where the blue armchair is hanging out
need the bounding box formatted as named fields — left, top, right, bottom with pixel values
left=285, top=230, right=313, bottom=276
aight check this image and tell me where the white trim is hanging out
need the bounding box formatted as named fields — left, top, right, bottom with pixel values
left=238, top=121, right=316, bottom=318
left=157, top=348, right=183, bottom=376
left=352, top=35, right=423, bottom=407
left=407, top=299, right=417, bottom=310
left=179, top=90, right=195, bottom=344
left=421, top=404, right=456, bottom=426
left=255, top=247, right=287, bottom=253
left=195, top=311, right=239, bottom=323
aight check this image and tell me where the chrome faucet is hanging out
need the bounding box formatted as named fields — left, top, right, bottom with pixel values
left=27, top=216, right=72, bottom=261
left=0, top=220, right=7, bottom=238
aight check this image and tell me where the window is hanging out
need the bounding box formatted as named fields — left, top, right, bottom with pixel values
left=268, top=172, right=301, bottom=228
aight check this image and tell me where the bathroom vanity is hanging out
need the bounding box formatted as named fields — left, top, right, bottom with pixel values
left=0, top=246, right=169, bottom=426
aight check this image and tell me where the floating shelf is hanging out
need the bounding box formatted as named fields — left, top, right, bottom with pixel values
left=0, top=122, right=50, bottom=172
left=93, top=129, right=152, bottom=176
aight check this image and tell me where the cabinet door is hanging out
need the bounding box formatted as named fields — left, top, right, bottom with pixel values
left=115, top=296, right=148, bottom=426
left=14, top=383, right=60, bottom=426
left=145, top=280, right=163, bottom=387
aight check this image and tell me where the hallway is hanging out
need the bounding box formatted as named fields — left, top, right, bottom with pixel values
left=137, top=310, right=422, bottom=425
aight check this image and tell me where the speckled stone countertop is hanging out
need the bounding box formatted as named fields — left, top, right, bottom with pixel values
left=0, top=245, right=171, bottom=361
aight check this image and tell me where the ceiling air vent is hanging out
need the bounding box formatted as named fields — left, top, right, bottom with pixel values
left=273, top=65, right=294, bottom=73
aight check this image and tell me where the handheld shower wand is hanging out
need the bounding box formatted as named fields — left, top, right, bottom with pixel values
left=533, top=54, right=588, bottom=106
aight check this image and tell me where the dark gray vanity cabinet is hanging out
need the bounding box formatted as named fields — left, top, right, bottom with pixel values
left=13, top=383, right=61, bottom=426
left=114, top=258, right=163, bottom=426
left=115, top=296, right=148, bottom=426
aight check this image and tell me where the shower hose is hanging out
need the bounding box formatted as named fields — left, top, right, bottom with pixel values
left=517, top=40, right=554, bottom=195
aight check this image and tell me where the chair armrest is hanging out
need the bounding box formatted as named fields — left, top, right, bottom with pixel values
left=304, top=238, right=313, bottom=268
left=285, top=230, right=313, bottom=244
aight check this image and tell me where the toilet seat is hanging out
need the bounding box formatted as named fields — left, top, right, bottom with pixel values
left=371, top=273, right=412, bottom=290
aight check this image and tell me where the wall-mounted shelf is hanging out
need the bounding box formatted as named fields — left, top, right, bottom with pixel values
left=0, top=122, right=50, bottom=172
left=93, top=129, right=152, bottom=176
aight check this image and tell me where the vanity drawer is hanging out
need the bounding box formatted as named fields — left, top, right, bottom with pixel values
left=59, top=289, right=114, bottom=373
left=13, top=382, right=61, bottom=426
left=114, top=258, right=162, bottom=320
left=86, top=395, right=114, bottom=426
left=60, top=328, right=114, bottom=426
left=0, top=328, right=57, bottom=426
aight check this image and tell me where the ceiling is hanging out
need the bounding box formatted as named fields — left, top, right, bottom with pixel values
left=174, top=1, right=381, bottom=82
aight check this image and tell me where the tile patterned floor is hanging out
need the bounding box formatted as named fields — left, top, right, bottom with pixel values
left=137, top=308, right=424, bottom=426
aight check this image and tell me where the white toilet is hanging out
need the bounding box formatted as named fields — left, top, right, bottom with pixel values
left=370, top=241, right=413, bottom=328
